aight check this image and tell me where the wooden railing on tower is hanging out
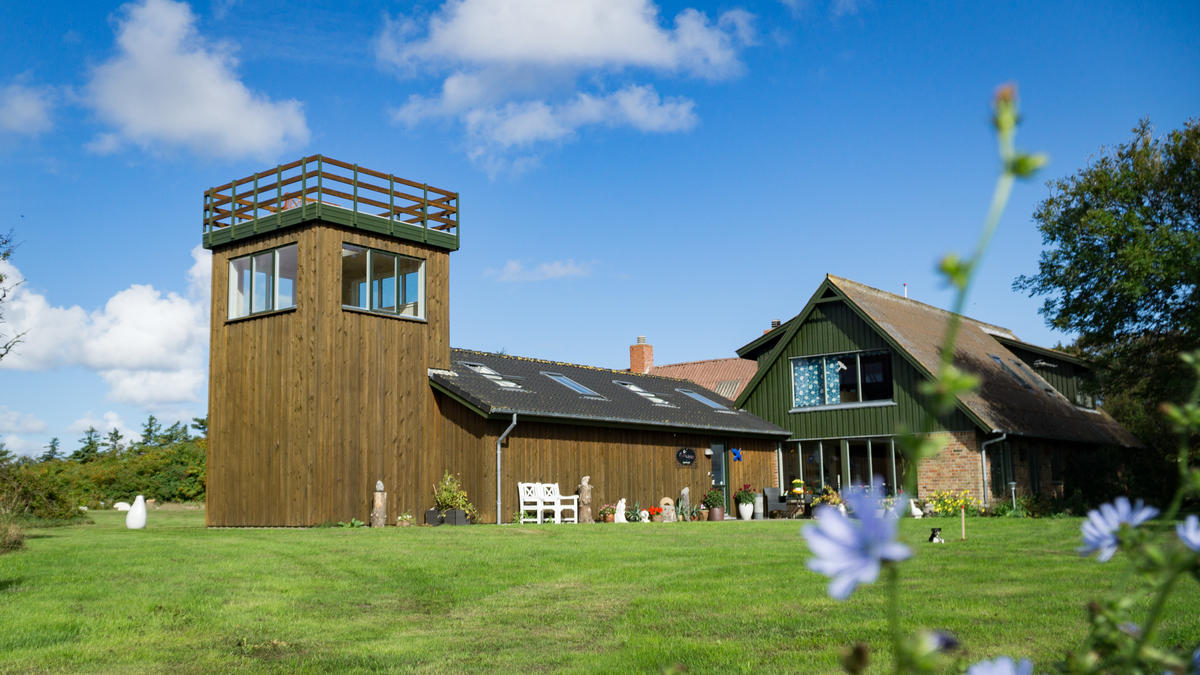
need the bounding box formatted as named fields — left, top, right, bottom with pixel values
left=203, top=155, right=459, bottom=243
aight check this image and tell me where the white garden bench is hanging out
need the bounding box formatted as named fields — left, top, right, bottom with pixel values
left=517, top=482, right=578, bottom=524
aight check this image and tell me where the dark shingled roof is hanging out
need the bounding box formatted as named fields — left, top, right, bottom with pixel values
left=430, top=349, right=790, bottom=438
left=737, top=275, right=1140, bottom=447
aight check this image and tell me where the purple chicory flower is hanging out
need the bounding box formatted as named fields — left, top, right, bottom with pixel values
left=802, top=478, right=911, bottom=600
left=1078, top=496, right=1159, bottom=562
left=1177, top=514, right=1200, bottom=553
left=966, top=656, right=1033, bottom=675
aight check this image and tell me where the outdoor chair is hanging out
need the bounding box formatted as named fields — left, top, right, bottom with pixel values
left=518, top=482, right=544, bottom=523
left=541, top=483, right=578, bottom=523
left=763, top=487, right=788, bottom=519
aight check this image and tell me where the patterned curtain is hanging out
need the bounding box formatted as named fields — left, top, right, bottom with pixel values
left=824, top=356, right=843, bottom=405
left=792, top=357, right=825, bottom=407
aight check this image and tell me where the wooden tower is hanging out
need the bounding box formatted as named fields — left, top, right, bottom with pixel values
left=201, top=156, right=459, bottom=526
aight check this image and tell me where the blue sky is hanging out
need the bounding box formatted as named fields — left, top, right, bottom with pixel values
left=1, top=0, right=1197, bottom=457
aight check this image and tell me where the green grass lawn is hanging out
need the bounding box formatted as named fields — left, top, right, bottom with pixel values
left=2, top=511, right=1197, bottom=673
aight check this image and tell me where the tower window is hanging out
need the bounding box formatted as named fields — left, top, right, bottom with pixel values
left=228, top=243, right=297, bottom=320
left=341, top=244, right=424, bottom=319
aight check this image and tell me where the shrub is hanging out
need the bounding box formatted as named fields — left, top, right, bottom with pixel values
left=431, top=471, right=478, bottom=522
left=925, top=489, right=982, bottom=516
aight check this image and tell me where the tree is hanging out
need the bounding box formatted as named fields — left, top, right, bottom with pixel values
left=1015, top=119, right=1200, bottom=497
left=39, top=437, right=61, bottom=462
left=161, top=421, right=189, bottom=445
left=0, top=229, right=23, bottom=361
left=70, top=427, right=101, bottom=463
left=0, top=440, right=14, bottom=467
left=191, top=415, right=208, bottom=437
left=102, top=428, right=124, bottom=455
left=139, top=415, right=162, bottom=447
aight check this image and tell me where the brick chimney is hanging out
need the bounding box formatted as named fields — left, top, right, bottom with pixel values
left=764, top=318, right=781, bottom=335
left=630, top=336, right=653, bottom=374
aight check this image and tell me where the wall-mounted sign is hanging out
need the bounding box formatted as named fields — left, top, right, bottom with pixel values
left=676, top=448, right=696, bottom=466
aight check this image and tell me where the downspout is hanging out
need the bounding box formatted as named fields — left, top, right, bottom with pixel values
left=496, top=413, right=518, bottom=525
left=979, top=432, right=1007, bottom=508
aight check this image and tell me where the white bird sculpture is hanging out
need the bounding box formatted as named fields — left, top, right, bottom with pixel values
left=114, top=502, right=131, bottom=512
left=909, top=499, right=924, bottom=519
left=614, top=498, right=627, bottom=523
left=126, top=495, right=147, bottom=529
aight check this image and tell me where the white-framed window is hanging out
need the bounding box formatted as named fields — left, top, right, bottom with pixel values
left=542, top=372, right=604, bottom=398
left=462, top=362, right=523, bottom=390
left=341, top=243, right=424, bottom=319
left=791, top=350, right=892, bottom=408
left=228, top=243, right=297, bottom=320
left=613, top=380, right=675, bottom=407
left=677, top=388, right=735, bottom=414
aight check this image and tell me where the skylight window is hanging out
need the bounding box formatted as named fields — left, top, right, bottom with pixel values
left=613, top=381, right=675, bottom=407
left=990, top=355, right=1031, bottom=389
left=542, top=372, right=603, bottom=398
left=462, top=362, right=523, bottom=390
left=677, top=388, right=735, bottom=413
left=1011, top=359, right=1058, bottom=397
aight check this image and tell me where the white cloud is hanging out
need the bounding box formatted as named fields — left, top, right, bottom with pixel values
left=0, top=81, right=55, bottom=135
left=377, top=0, right=753, bottom=172
left=67, top=411, right=135, bottom=439
left=0, top=407, right=48, bottom=434
left=0, top=251, right=209, bottom=409
left=1, top=434, right=44, bottom=458
left=487, top=259, right=591, bottom=282
left=86, top=0, right=309, bottom=160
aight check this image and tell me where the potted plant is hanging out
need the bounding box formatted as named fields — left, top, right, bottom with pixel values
left=703, top=488, right=725, bottom=521
left=733, top=484, right=756, bottom=520
left=431, top=471, right=479, bottom=526
left=790, top=479, right=813, bottom=504
left=812, top=485, right=844, bottom=516
left=397, top=512, right=414, bottom=527
left=648, top=506, right=663, bottom=522
left=626, top=501, right=642, bottom=522
left=598, top=504, right=616, bottom=523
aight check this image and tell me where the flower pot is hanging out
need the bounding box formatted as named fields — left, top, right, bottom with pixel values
left=604, top=513, right=615, bottom=523
left=738, top=502, right=753, bottom=520
left=424, top=508, right=443, bottom=526
left=708, top=506, right=724, bottom=521
left=444, top=508, right=469, bottom=526
left=651, top=515, right=663, bottom=522
left=397, top=520, right=412, bottom=528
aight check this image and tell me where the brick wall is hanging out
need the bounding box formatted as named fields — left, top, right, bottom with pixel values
left=629, top=339, right=653, bottom=374
left=915, top=431, right=986, bottom=499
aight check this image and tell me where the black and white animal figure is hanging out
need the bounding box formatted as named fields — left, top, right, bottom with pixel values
left=928, top=527, right=944, bottom=543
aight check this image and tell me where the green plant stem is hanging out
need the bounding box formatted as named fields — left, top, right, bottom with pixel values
left=936, top=169, right=1014, bottom=375
left=1131, top=567, right=1184, bottom=662
left=887, top=562, right=903, bottom=673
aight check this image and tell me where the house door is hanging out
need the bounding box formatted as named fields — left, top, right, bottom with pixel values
left=710, top=442, right=728, bottom=508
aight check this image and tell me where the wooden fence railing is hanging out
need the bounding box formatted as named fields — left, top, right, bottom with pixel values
left=203, top=155, right=458, bottom=238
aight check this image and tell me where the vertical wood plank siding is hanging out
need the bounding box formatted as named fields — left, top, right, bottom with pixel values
left=1005, top=345, right=1089, bottom=406
left=207, top=222, right=451, bottom=526
left=743, top=301, right=975, bottom=440
left=433, top=397, right=778, bottom=523
left=208, top=221, right=776, bottom=526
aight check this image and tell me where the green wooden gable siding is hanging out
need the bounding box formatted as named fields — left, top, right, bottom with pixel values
left=741, top=300, right=976, bottom=439
left=1005, top=346, right=1093, bottom=408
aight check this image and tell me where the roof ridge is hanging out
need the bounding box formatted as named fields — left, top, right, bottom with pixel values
left=653, top=357, right=753, bottom=368
left=827, top=274, right=1015, bottom=335
left=451, top=347, right=692, bottom=380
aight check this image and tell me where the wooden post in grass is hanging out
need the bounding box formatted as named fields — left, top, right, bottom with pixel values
left=960, top=505, right=966, bottom=541
left=371, top=480, right=387, bottom=527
